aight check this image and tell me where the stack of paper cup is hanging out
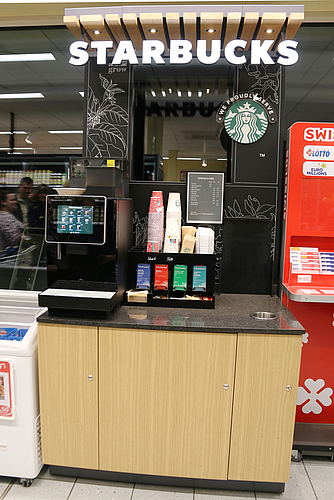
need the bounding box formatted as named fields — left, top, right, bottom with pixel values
left=147, top=190, right=164, bottom=252
left=164, top=192, right=182, bottom=252
left=195, top=227, right=215, bottom=254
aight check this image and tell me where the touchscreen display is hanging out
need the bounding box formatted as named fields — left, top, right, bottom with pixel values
left=45, top=195, right=107, bottom=245
left=57, top=205, right=94, bottom=235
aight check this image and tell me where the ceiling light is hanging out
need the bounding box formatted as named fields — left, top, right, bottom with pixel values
left=168, top=88, right=173, bottom=94
left=265, top=29, right=274, bottom=33
left=206, top=88, right=210, bottom=94
left=151, top=89, right=156, bottom=97
left=79, top=91, right=84, bottom=97
left=202, top=159, right=207, bottom=167
left=149, top=29, right=158, bottom=33
left=161, top=90, right=166, bottom=97
left=0, top=131, right=26, bottom=135
left=206, top=29, right=216, bottom=33
left=217, top=158, right=227, bottom=160
left=48, top=130, right=83, bottom=134
left=188, top=90, right=192, bottom=97
left=0, top=147, right=34, bottom=151
left=0, top=93, right=44, bottom=99
left=177, top=157, right=201, bottom=160
left=198, top=90, right=203, bottom=97
left=25, top=133, right=34, bottom=144
left=59, top=147, right=83, bottom=150
left=0, top=53, right=55, bottom=62
left=92, top=30, right=102, bottom=35
left=177, top=89, right=182, bottom=97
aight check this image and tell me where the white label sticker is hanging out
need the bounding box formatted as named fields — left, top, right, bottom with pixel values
left=297, top=275, right=312, bottom=283
left=303, top=160, right=334, bottom=177
left=304, top=145, right=334, bottom=161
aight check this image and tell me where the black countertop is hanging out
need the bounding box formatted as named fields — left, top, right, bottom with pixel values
left=37, top=293, right=304, bottom=335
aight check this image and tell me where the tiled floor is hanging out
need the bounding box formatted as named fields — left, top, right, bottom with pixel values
left=0, top=456, right=333, bottom=500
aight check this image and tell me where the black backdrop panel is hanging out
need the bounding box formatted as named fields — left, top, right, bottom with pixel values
left=220, top=219, right=273, bottom=294
left=234, top=63, right=282, bottom=184
left=129, top=182, right=275, bottom=294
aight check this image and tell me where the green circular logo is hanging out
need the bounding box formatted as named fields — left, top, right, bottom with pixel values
left=224, top=100, right=268, bottom=144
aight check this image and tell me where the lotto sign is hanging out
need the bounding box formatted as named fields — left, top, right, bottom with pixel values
left=0, top=360, right=15, bottom=419
left=289, top=122, right=334, bottom=178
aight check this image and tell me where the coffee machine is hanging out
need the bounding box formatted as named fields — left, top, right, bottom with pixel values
left=38, top=161, right=133, bottom=318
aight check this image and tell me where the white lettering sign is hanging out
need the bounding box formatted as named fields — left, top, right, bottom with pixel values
left=170, top=40, right=192, bottom=64
left=304, top=127, right=334, bottom=142
left=68, top=39, right=299, bottom=67
left=224, top=39, right=247, bottom=64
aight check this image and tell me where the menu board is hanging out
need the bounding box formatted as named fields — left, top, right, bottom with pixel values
left=186, top=172, right=224, bottom=224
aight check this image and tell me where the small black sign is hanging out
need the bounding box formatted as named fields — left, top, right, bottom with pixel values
left=186, top=172, right=224, bottom=224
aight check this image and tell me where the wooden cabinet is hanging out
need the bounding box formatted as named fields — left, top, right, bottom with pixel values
left=228, top=333, right=302, bottom=483
left=38, top=323, right=99, bottom=469
left=99, top=328, right=236, bottom=479
left=38, top=324, right=302, bottom=484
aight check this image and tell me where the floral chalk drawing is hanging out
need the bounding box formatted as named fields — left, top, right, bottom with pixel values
left=87, top=73, right=129, bottom=158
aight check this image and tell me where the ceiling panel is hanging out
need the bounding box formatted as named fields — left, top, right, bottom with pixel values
left=122, top=13, right=143, bottom=52
left=166, top=13, right=181, bottom=41
left=182, top=12, right=197, bottom=48
left=105, top=14, right=128, bottom=47
left=79, top=15, right=111, bottom=42
left=140, top=12, right=167, bottom=46
left=240, top=12, right=259, bottom=51
left=200, top=12, right=224, bottom=42
left=223, top=12, right=242, bottom=49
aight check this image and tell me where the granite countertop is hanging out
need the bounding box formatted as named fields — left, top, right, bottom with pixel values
left=37, top=293, right=305, bottom=335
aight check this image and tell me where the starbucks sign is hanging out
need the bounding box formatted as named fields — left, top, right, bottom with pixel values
left=216, top=93, right=277, bottom=144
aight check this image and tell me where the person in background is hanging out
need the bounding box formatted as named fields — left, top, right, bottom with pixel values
left=14, top=176, right=33, bottom=227
left=28, top=184, right=53, bottom=228
left=0, top=189, right=25, bottom=252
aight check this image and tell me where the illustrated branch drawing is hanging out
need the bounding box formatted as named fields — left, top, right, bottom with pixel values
left=87, top=73, right=129, bottom=158
left=244, top=62, right=281, bottom=105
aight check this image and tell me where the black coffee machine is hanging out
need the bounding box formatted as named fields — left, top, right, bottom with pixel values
left=38, top=162, right=133, bottom=318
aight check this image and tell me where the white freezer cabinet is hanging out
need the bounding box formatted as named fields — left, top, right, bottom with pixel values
left=0, top=305, right=43, bottom=485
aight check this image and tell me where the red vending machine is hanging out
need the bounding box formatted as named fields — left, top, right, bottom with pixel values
left=282, top=122, right=334, bottom=458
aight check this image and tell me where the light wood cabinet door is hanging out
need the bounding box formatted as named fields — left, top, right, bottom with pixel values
left=99, top=328, right=237, bottom=480
left=38, top=323, right=99, bottom=469
left=228, top=333, right=302, bottom=483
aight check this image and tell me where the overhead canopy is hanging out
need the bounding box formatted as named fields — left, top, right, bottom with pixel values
left=64, top=4, right=304, bottom=51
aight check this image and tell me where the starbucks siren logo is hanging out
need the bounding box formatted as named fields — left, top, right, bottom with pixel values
left=225, top=100, right=268, bottom=144
left=216, top=93, right=276, bottom=145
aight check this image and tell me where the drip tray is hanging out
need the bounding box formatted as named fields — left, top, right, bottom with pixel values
left=38, top=281, right=119, bottom=317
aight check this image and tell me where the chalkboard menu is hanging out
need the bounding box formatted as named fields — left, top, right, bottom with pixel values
left=186, top=172, right=224, bottom=224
